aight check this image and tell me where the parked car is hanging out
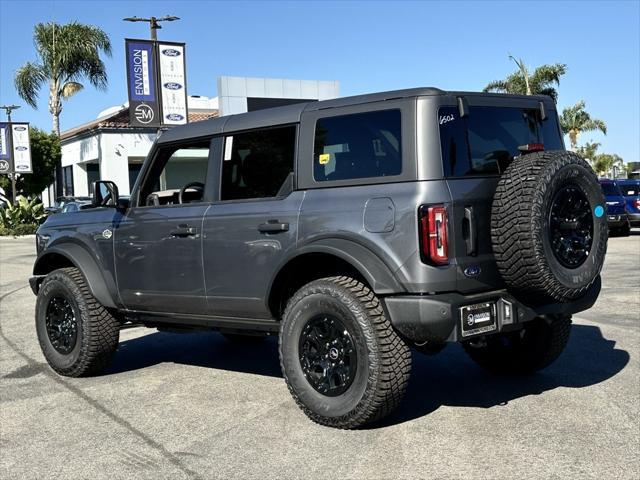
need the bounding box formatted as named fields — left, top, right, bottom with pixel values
left=599, top=180, right=630, bottom=236
left=617, top=179, right=640, bottom=228
left=45, top=196, right=92, bottom=215
left=29, top=88, right=608, bottom=428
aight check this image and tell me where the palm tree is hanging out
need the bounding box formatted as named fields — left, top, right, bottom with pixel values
left=560, top=101, right=607, bottom=151
left=14, top=22, right=112, bottom=136
left=484, top=55, right=567, bottom=102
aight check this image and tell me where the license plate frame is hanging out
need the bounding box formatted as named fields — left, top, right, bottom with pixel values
left=460, top=302, right=497, bottom=338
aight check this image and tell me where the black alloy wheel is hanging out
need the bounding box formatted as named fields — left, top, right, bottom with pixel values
left=45, top=296, right=78, bottom=354
left=548, top=184, right=594, bottom=269
left=298, top=314, right=357, bottom=397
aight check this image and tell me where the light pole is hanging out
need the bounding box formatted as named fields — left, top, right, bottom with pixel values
left=1, top=104, right=21, bottom=204
left=123, top=15, right=180, bottom=41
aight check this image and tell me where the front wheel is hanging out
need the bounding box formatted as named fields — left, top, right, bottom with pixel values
left=35, top=268, right=120, bottom=377
left=462, top=315, right=571, bottom=375
left=279, top=276, right=411, bottom=429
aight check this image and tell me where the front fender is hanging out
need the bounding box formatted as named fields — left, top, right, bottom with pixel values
left=33, top=244, right=119, bottom=308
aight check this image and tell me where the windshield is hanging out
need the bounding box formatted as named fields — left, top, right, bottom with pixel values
left=600, top=183, right=621, bottom=196
left=439, top=105, right=563, bottom=177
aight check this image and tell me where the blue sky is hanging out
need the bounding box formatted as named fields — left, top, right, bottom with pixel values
left=0, top=0, right=638, bottom=161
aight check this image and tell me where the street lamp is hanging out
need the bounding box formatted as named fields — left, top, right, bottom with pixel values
left=123, top=15, right=180, bottom=41
left=0, top=104, right=21, bottom=204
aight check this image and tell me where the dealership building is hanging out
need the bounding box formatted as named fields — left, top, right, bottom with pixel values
left=48, top=76, right=339, bottom=205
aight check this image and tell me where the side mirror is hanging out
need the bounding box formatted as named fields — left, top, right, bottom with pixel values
left=93, top=181, right=119, bottom=207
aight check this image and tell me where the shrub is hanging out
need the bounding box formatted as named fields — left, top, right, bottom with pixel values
left=0, top=196, right=47, bottom=233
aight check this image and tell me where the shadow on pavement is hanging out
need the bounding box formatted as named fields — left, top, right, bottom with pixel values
left=107, top=324, right=629, bottom=427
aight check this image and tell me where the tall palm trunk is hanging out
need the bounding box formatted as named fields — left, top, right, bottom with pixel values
left=48, top=81, right=62, bottom=136
left=568, top=129, right=579, bottom=151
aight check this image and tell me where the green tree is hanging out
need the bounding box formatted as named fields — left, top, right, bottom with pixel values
left=576, top=141, right=600, bottom=162
left=14, top=22, right=112, bottom=136
left=560, top=101, right=607, bottom=151
left=0, top=128, right=60, bottom=198
left=483, top=55, right=567, bottom=102
left=593, top=153, right=615, bottom=177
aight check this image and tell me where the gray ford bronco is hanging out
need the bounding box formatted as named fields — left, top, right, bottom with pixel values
left=31, top=88, right=607, bottom=428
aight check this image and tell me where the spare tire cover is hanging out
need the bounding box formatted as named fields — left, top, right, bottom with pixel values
left=491, top=150, right=607, bottom=304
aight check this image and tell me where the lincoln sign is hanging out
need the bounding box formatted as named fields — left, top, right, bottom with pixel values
left=125, top=39, right=188, bottom=127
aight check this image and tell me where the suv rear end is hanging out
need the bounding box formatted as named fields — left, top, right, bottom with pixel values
left=600, top=179, right=630, bottom=235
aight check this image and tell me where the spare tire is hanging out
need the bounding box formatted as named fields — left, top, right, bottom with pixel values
left=491, top=150, right=607, bottom=304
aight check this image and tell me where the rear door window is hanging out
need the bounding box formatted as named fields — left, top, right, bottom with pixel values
left=314, top=109, right=402, bottom=182
left=439, top=106, right=563, bottom=177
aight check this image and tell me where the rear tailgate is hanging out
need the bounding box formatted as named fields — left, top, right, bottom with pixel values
left=436, top=97, right=564, bottom=293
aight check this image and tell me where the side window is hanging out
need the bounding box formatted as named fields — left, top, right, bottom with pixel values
left=221, top=126, right=296, bottom=201
left=139, top=141, right=210, bottom=206
left=314, top=109, right=402, bottom=182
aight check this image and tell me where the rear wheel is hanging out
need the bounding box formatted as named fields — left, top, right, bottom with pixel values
left=279, top=276, right=411, bottom=429
left=35, top=268, right=120, bottom=377
left=462, top=315, right=571, bottom=375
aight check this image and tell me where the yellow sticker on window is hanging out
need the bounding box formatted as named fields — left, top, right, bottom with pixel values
left=319, top=153, right=330, bottom=165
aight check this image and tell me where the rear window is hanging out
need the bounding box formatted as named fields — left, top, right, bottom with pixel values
left=313, top=109, right=402, bottom=182
left=601, top=183, right=622, bottom=196
left=439, top=106, right=564, bottom=177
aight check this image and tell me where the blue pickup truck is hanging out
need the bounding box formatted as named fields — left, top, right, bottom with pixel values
left=600, top=180, right=630, bottom=236
left=617, top=179, right=640, bottom=228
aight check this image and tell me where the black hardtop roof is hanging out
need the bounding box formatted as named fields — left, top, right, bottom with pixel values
left=157, top=87, right=555, bottom=144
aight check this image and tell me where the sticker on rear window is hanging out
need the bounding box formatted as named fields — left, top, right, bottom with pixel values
left=319, top=153, right=330, bottom=165
left=439, top=114, right=455, bottom=125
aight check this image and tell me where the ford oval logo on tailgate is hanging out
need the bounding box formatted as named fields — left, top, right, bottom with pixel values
left=162, top=48, right=181, bottom=57
left=464, top=265, right=481, bottom=277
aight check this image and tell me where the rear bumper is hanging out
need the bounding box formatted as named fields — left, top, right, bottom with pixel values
left=383, top=277, right=601, bottom=343
left=607, top=214, right=628, bottom=227
left=627, top=212, right=640, bottom=227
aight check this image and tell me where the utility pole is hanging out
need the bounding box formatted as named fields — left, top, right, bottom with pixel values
left=0, top=104, right=21, bottom=204
left=123, top=15, right=180, bottom=41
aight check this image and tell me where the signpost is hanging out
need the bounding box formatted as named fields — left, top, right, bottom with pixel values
left=124, top=38, right=188, bottom=128
left=0, top=104, right=32, bottom=204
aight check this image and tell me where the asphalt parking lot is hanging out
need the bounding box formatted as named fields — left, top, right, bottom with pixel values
left=1, top=233, right=639, bottom=480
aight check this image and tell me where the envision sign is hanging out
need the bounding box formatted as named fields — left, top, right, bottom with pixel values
left=0, top=122, right=32, bottom=175
left=125, top=39, right=188, bottom=127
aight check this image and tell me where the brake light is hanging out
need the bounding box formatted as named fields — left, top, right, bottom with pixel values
left=419, top=205, right=449, bottom=265
left=517, top=143, right=545, bottom=153
left=635, top=199, right=640, bottom=210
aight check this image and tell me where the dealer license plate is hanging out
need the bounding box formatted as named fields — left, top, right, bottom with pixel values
left=460, top=302, right=497, bottom=338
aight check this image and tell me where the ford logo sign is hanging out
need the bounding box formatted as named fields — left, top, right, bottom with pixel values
left=16, top=164, right=29, bottom=170
left=162, top=48, right=181, bottom=57
left=164, top=82, right=182, bottom=90
left=14, top=126, right=27, bottom=131
left=464, top=265, right=481, bottom=277
left=166, top=113, right=185, bottom=122
left=15, top=146, right=28, bottom=151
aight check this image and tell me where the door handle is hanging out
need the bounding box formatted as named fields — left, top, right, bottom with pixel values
left=463, top=207, right=476, bottom=256
left=258, top=220, right=289, bottom=233
left=170, top=225, right=198, bottom=237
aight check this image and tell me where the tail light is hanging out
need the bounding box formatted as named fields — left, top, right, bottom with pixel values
left=419, top=205, right=449, bottom=265
left=635, top=199, right=640, bottom=210
left=517, top=143, right=545, bottom=153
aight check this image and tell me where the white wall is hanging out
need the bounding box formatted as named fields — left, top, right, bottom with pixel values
left=217, top=76, right=340, bottom=116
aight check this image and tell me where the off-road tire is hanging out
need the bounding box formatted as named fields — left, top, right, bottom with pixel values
left=279, top=276, right=411, bottom=429
left=492, top=151, right=607, bottom=304
left=462, top=315, right=571, bottom=375
left=35, top=268, right=120, bottom=377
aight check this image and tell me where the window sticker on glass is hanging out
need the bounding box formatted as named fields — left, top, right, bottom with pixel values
left=319, top=153, right=330, bottom=165
left=224, top=136, right=233, bottom=161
